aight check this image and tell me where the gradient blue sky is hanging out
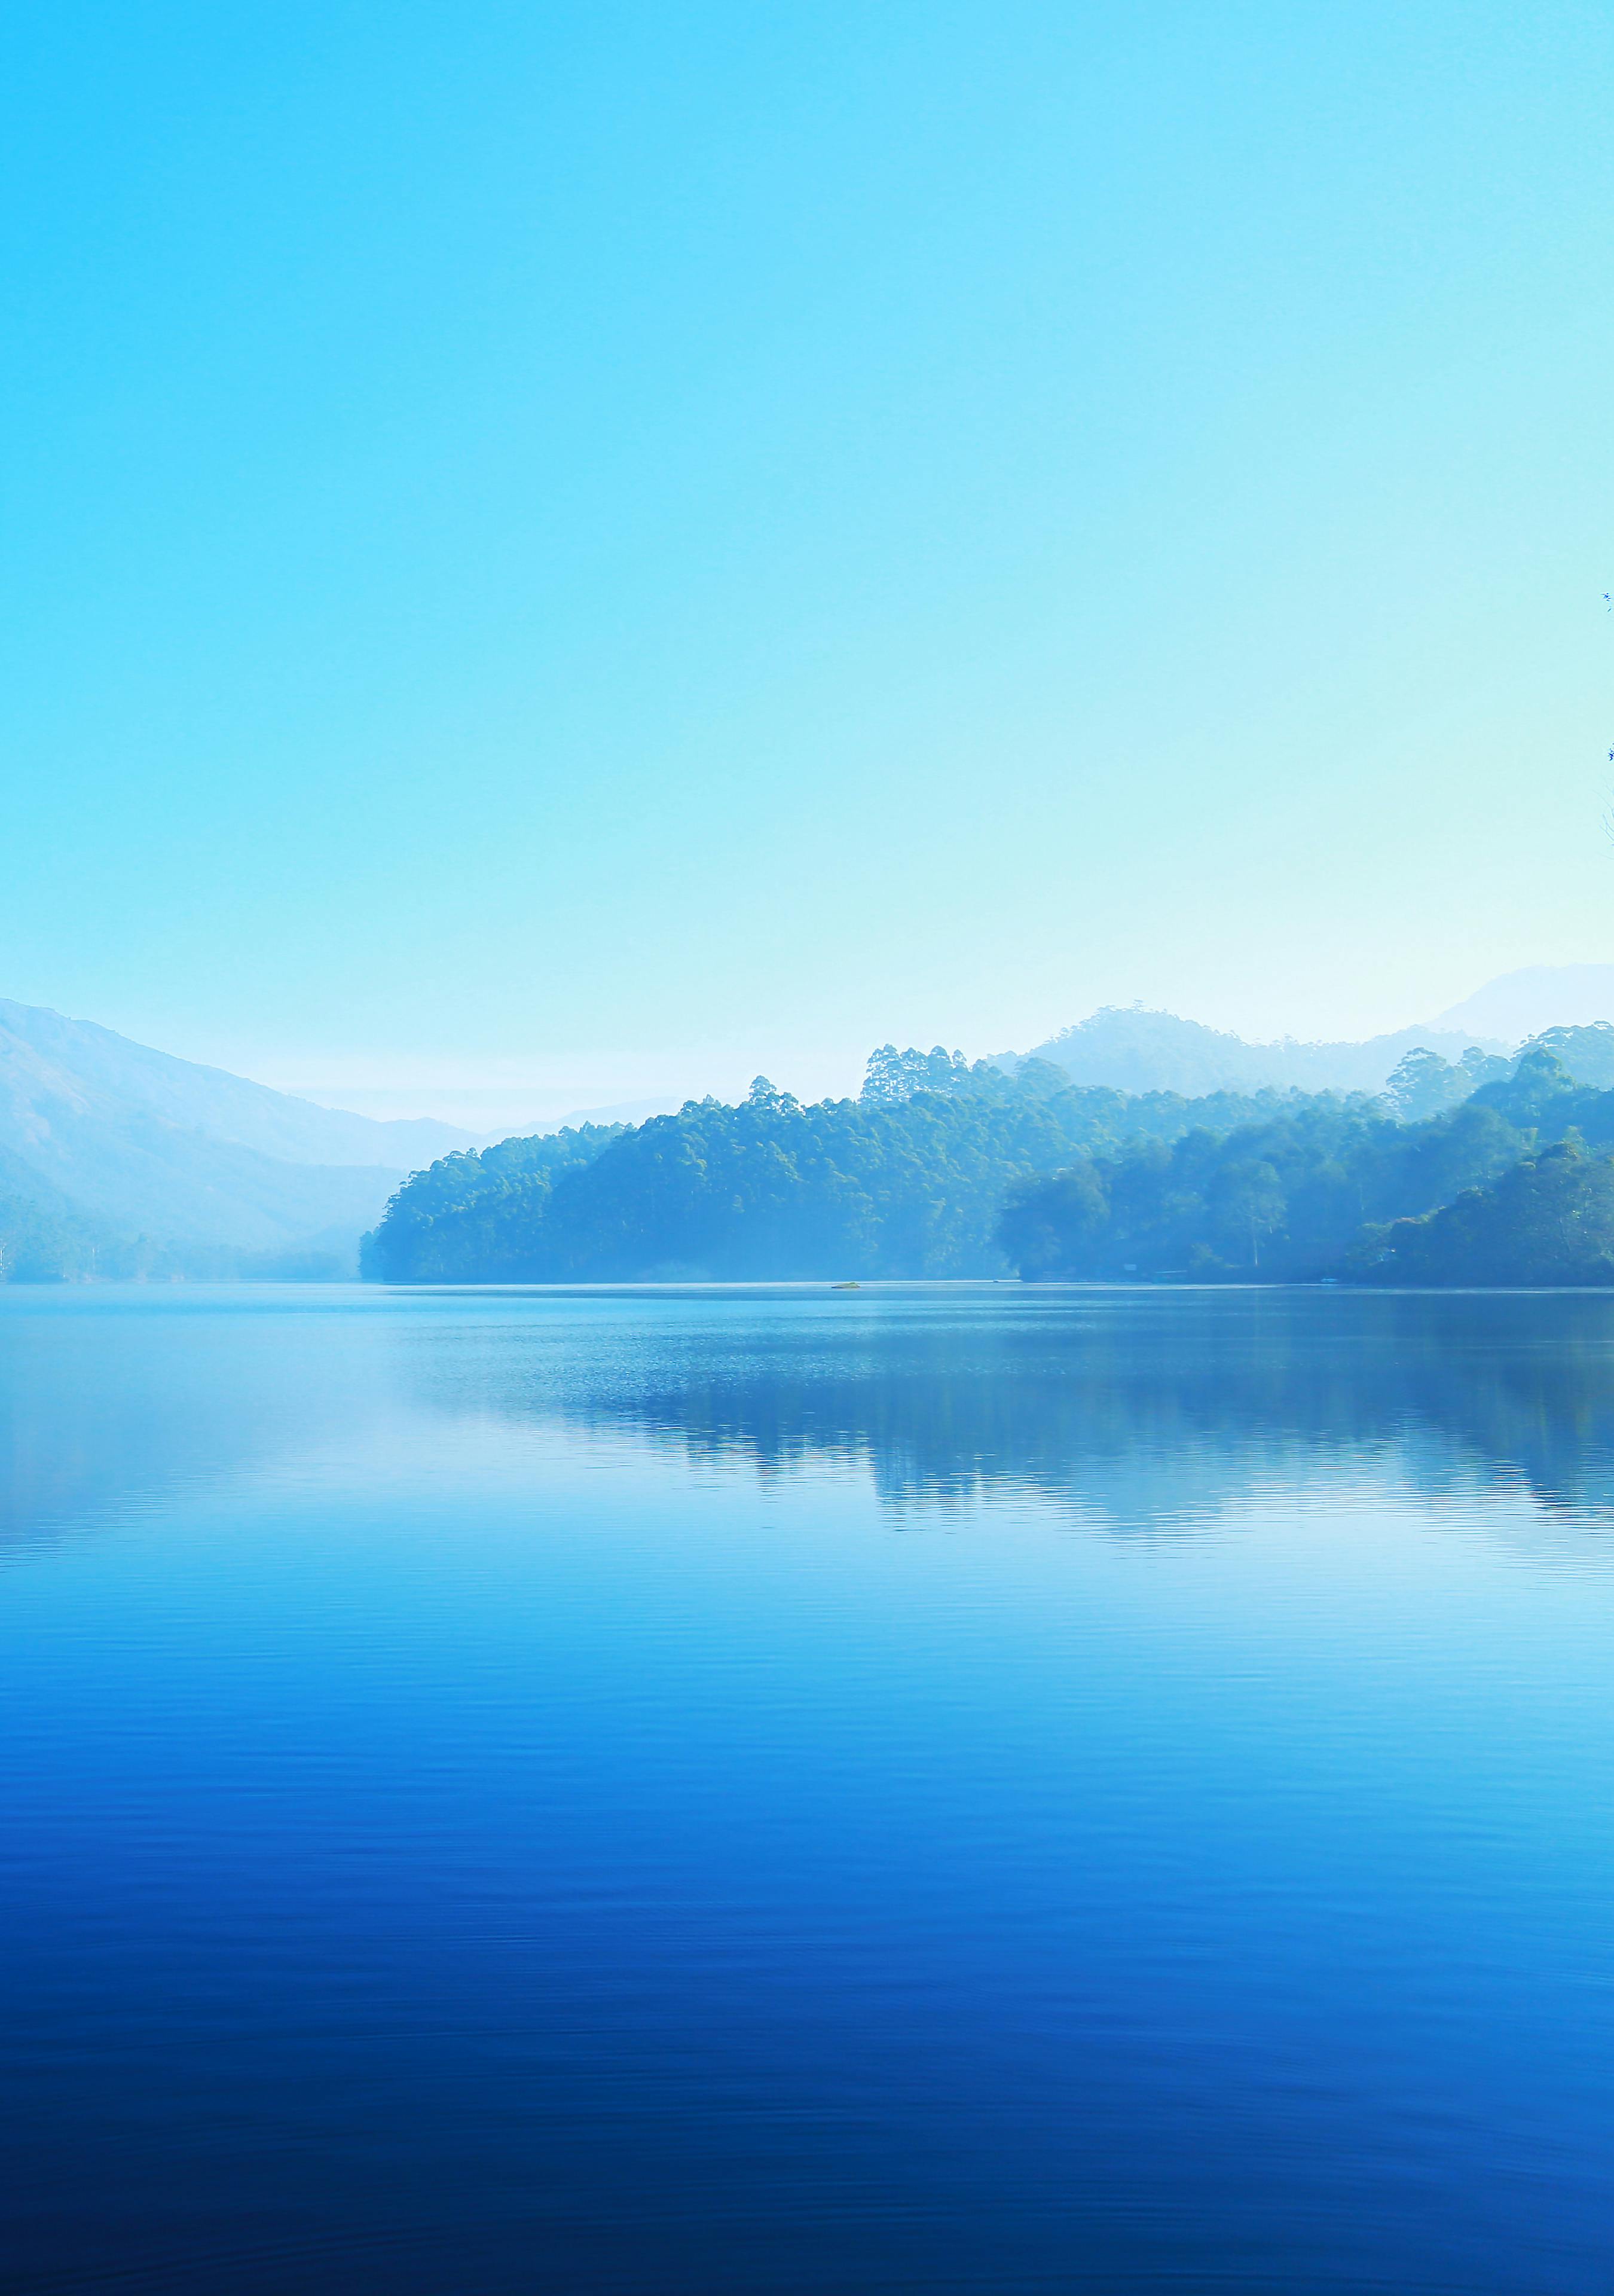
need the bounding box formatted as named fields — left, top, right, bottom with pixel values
left=5, top=2, right=1612, bottom=1120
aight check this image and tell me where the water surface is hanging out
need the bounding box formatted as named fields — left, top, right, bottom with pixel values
left=2, top=1284, right=1612, bottom=2292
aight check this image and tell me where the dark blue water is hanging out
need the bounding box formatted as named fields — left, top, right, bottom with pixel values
left=2, top=1284, right=1612, bottom=2293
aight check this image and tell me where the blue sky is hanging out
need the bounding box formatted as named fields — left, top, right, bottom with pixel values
left=4, top=2, right=1612, bottom=1120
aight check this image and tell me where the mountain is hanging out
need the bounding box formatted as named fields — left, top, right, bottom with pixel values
left=1005, top=1006, right=1497, bottom=1098
left=0, top=999, right=477, bottom=1276
left=0, top=1002, right=472, bottom=1167
left=1433, top=965, right=1614, bottom=1042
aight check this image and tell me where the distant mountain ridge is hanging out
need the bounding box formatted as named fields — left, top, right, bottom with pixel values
left=0, top=1002, right=472, bottom=1167
left=10, top=967, right=1614, bottom=1281
left=999, top=966, right=1614, bottom=1100
left=0, top=999, right=476, bottom=1275
left=998, top=1006, right=1496, bottom=1099
left=1433, top=964, right=1614, bottom=1041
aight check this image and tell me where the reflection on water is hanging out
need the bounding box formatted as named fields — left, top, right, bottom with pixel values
left=2, top=1285, right=1613, bottom=2295
left=7, top=1285, right=1614, bottom=1546
left=408, top=1286, right=1614, bottom=1530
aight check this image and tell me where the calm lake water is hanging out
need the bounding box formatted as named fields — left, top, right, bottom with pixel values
left=2, top=1284, right=1612, bottom=2293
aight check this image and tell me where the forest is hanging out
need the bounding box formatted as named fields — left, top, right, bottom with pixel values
left=365, top=1036, right=1614, bottom=1288
left=1001, top=1045, right=1614, bottom=1284
left=1352, top=1138, right=1614, bottom=1286
left=363, top=1052, right=1295, bottom=1282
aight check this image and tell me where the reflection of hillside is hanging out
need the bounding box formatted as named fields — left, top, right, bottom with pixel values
left=10, top=1287, right=1614, bottom=1556
left=435, top=1289, right=1614, bottom=1529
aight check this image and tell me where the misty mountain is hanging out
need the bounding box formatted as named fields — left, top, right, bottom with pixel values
left=1004, top=1006, right=1498, bottom=1098
left=541, top=1095, right=683, bottom=1132
left=1432, top=965, right=1614, bottom=1042
left=0, top=1002, right=472, bottom=1167
left=0, top=999, right=476, bottom=1274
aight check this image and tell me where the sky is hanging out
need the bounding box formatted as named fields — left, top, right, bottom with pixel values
left=4, top=1, right=1613, bottom=1124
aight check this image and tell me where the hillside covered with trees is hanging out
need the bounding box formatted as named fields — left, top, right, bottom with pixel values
left=364, top=1052, right=1297, bottom=1282
left=1350, top=1140, right=1614, bottom=1286
left=999, top=1047, right=1614, bottom=1284
left=996, top=1099, right=1528, bottom=1280
left=365, top=1038, right=1614, bottom=1290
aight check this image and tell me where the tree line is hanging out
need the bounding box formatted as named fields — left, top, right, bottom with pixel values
left=1001, top=1046, right=1614, bottom=1284
left=363, top=1054, right=1298, bottom=1282
left=364, top=1037, right=1614, bottom=1289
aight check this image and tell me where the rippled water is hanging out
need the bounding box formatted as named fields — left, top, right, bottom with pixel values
left=2, top=1283, right=1612, bottom=2292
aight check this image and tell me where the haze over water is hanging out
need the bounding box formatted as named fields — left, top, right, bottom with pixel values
left=2, top=1284, right=1612, bottom=2292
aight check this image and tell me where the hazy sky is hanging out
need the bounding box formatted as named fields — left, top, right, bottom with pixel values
left=5, top=2, right=1613, bottom=1119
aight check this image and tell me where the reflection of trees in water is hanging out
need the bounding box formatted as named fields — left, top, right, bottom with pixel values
left=451, top=1290, right=1614, bottom=1531
left=10, top=1289, right=1614, bottom=1555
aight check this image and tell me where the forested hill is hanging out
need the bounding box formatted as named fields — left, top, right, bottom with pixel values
left=996, top=1046, right=1614, bottom=1284
left=997, top=1098, right=1529, bottom=1282
left=363, top=1051, right=1297, bottom=1282
left=366, top=1040, right=1614, bottom=1289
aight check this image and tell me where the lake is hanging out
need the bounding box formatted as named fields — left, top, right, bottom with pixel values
left=2, top=1283, right=1612, bottom=2292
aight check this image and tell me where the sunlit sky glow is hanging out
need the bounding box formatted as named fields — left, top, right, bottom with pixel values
left=5, top=3, right=1613, bottom=1119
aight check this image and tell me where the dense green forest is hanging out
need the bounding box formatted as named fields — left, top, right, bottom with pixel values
left=1352, top=1138, right=1614, bottom=1285
left=998, top=1098, right=1527, bottom=1280
left=363, top=1054, right=1298, bottom=1282
left=362, top=1036, right=1614, bottom=1289
left=11, top=1020, right=1614, bottom=1288
left=358, top=1123, right=629, bottom=1282
left=999, top=1046, right=1614, bottom=1283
